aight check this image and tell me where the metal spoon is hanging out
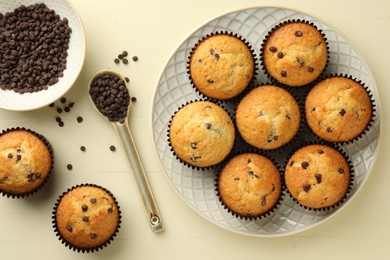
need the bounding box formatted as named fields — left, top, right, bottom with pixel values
left=88, top=69, right=163, bottom=232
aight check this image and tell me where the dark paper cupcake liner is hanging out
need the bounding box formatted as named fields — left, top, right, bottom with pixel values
left=282, top=141, right=355, bottom=211
left=0, top=127, right=54, bottom=198
left=215, top=150, right=284, bottom=220
left=304, top=73, right=376, bottom=144
left=167, top=99, right=235, bottom=171
left=52, top=183, right=122, bottom=253
left=187, top=31, right=258, bottom=101
left=260, top=19, right=330, bottom=87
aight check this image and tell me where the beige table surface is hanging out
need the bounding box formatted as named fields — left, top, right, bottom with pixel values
left=1, top=0, right=389, bottom=259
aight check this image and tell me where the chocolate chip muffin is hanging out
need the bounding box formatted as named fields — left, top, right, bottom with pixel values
left=235, top=85, right=300, bottom=150
left=189, top=33, right=255, bottom=100
left=169, top=101, right=235, bottom=168
left=217, top=153, right=281, bottom=218
left=305, top=76, right=373, bottom=142
left=284, top=144, right=351, bottom=209
left=53, top=184, right=121, bottom=252
left=0, top=128, right=53, bottom=197
left=262, top=20, right=328, bottom=86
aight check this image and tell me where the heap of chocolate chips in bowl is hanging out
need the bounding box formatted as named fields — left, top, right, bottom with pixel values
left=0, top=3, right=71, bottom=93
left=89, top=73, right=130, bottom=124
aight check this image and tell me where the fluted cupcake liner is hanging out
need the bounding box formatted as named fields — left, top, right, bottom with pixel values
left=215, top=150, right=284, bottom=220
left=52, top=183, right=122, bottom=253
left=187, top=31, right=258, bottom=101
left=0, top=127, right=54, bottom=198
left=260, top=19, right=330, bottom=87
left=304, top=73, right=376, bottom=144
left=167, top=99, right=236, bottom=171
left=282, top=141, right=355, bottom=211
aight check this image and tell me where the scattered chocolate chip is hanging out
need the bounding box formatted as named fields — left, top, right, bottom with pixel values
left=132, top=56, right=138, bottom=62
left=326, top=127, right=333, bottom=132
left=338, top=168, right=345, bottom=174
left=281, top=70, right=287, bottom=77
left=81, top=204, right=88, bottom=212
left=248, top=170, right=254, bottom=176
left=261, top=195, right=267, bottom=206
left=339, top=108, right=346, bottom=116
left=109, top=145, right=116, bottom=152
left=123, top=58, right=129, bottom=64
left=108, top=207, right=113, bottom=214
left=317, top=149, right=324, bottom=154
left=59, top=121, right=64, bottom=127
left=289, top=160, right=294, bottom=167
left=60, top=97, right=67, bottom=104
left=311, top=107, right=316, bottom=112
left=286, top=114, right=291, bottom=120
left=303, top=184, right=311, bottom=192
left=233, top=177, right=240, bottom=181
left=56, top=117, right=62, bottom=123
left=90, top=233, right=97, bottom=239
left=190, top=143, right=197, bottom=149
left=294, top=30, right=303, bottom=37
left=301, top=161, right=309, bottom=169
left=118, top=54, right=124, bottom=60
left=67, top=226, right=73, bottom=232
left=207, top=79, right=214, bottom=83
left=315, top=173, right=322, bottom=183
left=259, top=111, right=264, bottom=116
left=124, top=77, right=130, bottom=83
left=122, top=51, right=128, bottom=57
left=27, top=172, right=41, bottom=182
left=269, top=46, right=277, bottom=52
left=57, top=108, right=63, bottom=113
left=296, top=57, right=305, bottom=67
left=69, top=102, right=75, bottom=108
left=80, top=146, right=86, bottom=152
left=90, top=198, right=97, bottom=204
left=7, top=153, right=13, bottom=159
left=131, top=97, right=137, bottom=102
left=197, top=59, right=202, bottom=64
left=82, top=216, right=89, bottom=222
left=114, top=58, right=120, bottom=64
left=247, top=158, right=252, bottom=164
left=205, top=123, right=211, bottom=129
left=214, top=53, right=220, bottom=60
left=308, top=66, right=314, bottom=73
left=77, top=116, right=83, bottom=123
left=273, top=135, right=278, bottom=141
left=209, top=49, right=214, bottom=55
left=16, top=154, right=22, bottom=161
left=64, top=106, right=70, bottom=112
left=49, top=103, right=55, bottom=107
left=67, top=164, right=73, bottom=170
left=277, top=52, right=284, bottom=59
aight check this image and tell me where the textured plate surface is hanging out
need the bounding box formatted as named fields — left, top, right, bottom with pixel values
left=0, top=0, right=85, bottom=111
left=152, top=7, right=381, bottom=237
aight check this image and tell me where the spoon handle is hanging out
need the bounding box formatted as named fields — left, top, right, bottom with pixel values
left=115, top=122, right=163, bottom=232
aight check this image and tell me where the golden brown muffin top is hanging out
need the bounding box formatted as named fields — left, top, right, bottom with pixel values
left=218, top=153, right=281, bottom=218
left=285, top=144, right=350, bottom=209
left=56, top=186, right=120, bottom=249
left=0, top=129, right=52, bottom=195
left=169, top=101, right=235, bottom=168
left=263, top=22, right=327, bottom=86
left=190, top=34, right=254, bottom=99
left=305, top=76, right=372, bottom=142
left=236, top=85, right=300, bottom=150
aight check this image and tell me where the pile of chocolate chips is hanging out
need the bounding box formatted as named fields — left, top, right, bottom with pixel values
left=0, top=3, right=71, bottom=93
left=89, top=73, right=130, bottom=123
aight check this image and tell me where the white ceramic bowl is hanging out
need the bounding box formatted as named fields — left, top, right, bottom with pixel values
left=0, top=0, right=85, bottom=111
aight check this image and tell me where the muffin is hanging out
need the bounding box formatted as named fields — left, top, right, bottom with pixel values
left=189, top=32, right=255, bottom=100
left=235, top=85, right=300, bottom=150
left=284, top=144, right=351, bottom=209
left=305, top=76, right=373, bottom=142
left=53, top=184, right=121, bottom=252
left=169, top=101, right=235, bottom=168
left=0, top=128, right=53, bottom=197
left=262, top=20, right=328, bottom=86
left=217, top=153, right=282, bottom=218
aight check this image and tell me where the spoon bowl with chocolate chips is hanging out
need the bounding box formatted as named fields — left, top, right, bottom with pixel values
left=88, top=69, right=163, bottom=232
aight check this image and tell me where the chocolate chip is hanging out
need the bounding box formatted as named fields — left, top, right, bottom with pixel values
left=7, top=153, right=13, bottom=159
left=311, top=107, right=316, bottom=112
left=339, top=168, right=345, bottom=174
left=281, top=70, right=287, bottom=77
left=67, top=164, right=73, bottom=170
left=64, top=106, right=70, bottom=113
left=122, top=51, right=128, bottom=57
left=114, top=58, right=120, bottom=64
left=132, top=56, right=138, bottom=62
left=16, top=155, right=22, bottom=161
left=259, top=111, right=264, bottom=116
left=190, top=143, right=197, bottom=149
left=261, top=195, right=267, bottom=206
left=124, top=77, right=130, bottom=83
left=248, top=170, right=254, bottom=176
left=56, top=117, right=62, bottom=123
left=123, top=58, right=129, bottom=64
left=317, top=150, right=324, bottom=154
left=277, top=52, right=284, bottom=59
left=233, top=177, right=240, bottom=181
left=59, top=121, right=64, bottom=127
left=339, top=108, right=346, bottom=116
left=301, top=161, right=309, bottom=169
left=205, top=123, right=211, bottom=129
left=67, top=226, right=73, bottom=232
left=289, top=160, right=294, bottom=167
left=294, top=30, right=303, bottom=37
left=326, top=127, right=333, bottom=132
left=90, top=233, right=97, bottom=239
left=57, top=108, right=63, bottom=113
left=118, top=54, right=124, bottom=60
left=69, top=102, right=75, bottom=108
left=269, top=46, right=277, bottom=52
left=286, top=114, right=291, bottom=120
left=108, top=207, right=113, bottom=214
left=296, top=57, right=304, bottom=67
left=303, top=184, right=311, bottom=192
left=82, top=216, right=89, bottom=222
left=247, top=158, right=252, bottom=164
left=80, top=146, right=86, bottom=152
left=77, top=116, right=83, bottom=123
left=131, top=97, right=137, bottom=102
left=315, top=174, right=322, bottom=183
left=90, top=198, right=97, bottom=204
left=81, top=204, right=88, bottom=212
left=209, top=49, right=214, bottom=55
left=273, top=135, right=278, bottom=141
left=49, top=103, right=55, bottom=107
left=308, top=66, right=314, bottom=73
left=207, top=79, right=214, bottom=84
left=214, top=53, right=220, bottom=60
left=27, top=172, right=41, bottom=182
